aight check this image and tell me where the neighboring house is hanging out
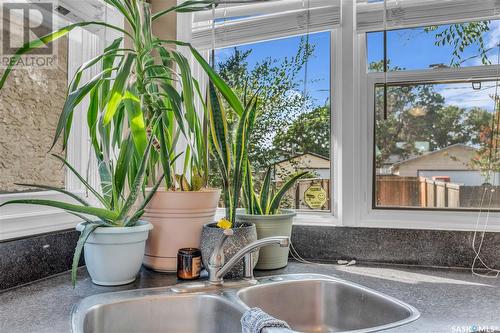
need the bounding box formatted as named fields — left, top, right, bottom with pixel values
left=271, top=152, right=330, bottom=181
left=391, top=144, right=497, bottom=185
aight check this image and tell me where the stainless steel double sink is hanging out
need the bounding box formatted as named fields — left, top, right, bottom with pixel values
left=72, top=274, right=420, bottom=333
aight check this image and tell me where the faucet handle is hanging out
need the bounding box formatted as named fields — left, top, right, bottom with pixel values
left=223, top=229, right=234, bottom=236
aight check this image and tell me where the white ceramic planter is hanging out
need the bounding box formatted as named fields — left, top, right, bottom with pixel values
left=76, top=221, right=153, bottom=286
left=236, top=209, right=295, bottom=270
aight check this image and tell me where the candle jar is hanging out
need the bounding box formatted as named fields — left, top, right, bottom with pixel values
left=177, top=248, right=202, bottom=280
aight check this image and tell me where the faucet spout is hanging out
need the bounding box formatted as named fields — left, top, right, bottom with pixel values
left=209, top=236, right=290, bottom=285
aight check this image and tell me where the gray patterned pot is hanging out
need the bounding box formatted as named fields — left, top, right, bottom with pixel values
left=200, top=222, right=258, bottom=279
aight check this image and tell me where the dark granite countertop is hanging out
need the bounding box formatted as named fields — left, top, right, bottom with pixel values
left=1, top=262, right=499, bottom=333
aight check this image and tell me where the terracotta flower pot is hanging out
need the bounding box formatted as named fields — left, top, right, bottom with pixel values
left=142, top=188, right=220, bottom=272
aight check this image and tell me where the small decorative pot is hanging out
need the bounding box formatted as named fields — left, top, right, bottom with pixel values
left=236, top=209, right=295, bottom=270
left=76, top=221, right=153, bottom=286
left=200, top=222, right=258, bottom=279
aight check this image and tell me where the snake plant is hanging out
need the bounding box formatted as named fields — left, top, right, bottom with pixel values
left=207, top=82, right=257, bottom=225
left=243, top=165, right=307, bottom=215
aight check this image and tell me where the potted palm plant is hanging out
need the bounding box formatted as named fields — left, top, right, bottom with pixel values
left=0, top=0, right=242, bottom=281
left=239, top=165, right=307, bottom=270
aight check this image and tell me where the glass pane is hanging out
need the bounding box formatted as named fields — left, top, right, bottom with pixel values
left=367, top=20, right=500, bottom=72
left=214, top=32, right=332, bottom=212
left=374, top=80, right=500, bottom=210
left=0, top=3, right=67, bottom=193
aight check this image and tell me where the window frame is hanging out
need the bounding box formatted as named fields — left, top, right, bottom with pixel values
left=358, top=32, right=500, bottom=231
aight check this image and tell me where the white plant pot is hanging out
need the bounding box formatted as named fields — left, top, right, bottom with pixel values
left=76, top=221, right=153, bottom=286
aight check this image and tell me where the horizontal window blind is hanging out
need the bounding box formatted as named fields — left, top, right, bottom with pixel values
left=357, top=0, right=500, bottom=32
left=191, top=0, right=339, bottom=50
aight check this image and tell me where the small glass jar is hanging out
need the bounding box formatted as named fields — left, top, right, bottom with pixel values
left=177, top=248, right=202, bottom=280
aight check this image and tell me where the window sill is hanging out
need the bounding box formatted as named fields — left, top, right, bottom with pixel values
left=0, top=190, right=85, bottom=241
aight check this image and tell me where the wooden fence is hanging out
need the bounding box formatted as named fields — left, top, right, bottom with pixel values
left=377, top=175, right=500, bottom=208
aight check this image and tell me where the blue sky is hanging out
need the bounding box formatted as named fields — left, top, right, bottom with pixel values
left=215, top=32, right=330, bottom=108
left=216, top=20, right=500, bottom=112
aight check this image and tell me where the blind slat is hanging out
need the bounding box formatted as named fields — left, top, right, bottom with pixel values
left=357, top=0, right=500, bottom=32
left=191, top=0, right=339, bottom=50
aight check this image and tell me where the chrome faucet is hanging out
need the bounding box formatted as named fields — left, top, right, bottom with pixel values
left=208, top=229, right=290, bottom=285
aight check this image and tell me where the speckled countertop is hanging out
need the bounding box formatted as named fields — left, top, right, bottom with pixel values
left=1, top=262, right=499, bottom=333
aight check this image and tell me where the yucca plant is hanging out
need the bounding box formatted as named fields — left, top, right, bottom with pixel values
left=0, top=0, right=243, bottom=192
left=0, top=0, right=246, bottom=283
left=243, top=166, right=307, bottom=215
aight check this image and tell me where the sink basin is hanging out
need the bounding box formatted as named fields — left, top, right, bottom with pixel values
left=72, top=274, right=419, bottom=333
left=73, top=292, right=243, bottom=333
left=237, top=275, right=420, bottom=333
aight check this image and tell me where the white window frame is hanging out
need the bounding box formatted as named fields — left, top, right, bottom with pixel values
left=186, top=0, right=500, bottom=232
left=356, top=32, right=500, bottom=232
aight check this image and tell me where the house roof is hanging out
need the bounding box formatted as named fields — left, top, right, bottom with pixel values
left=392, top=143, right=476, bottom=167
left=271, top=152, right=330, bottom=167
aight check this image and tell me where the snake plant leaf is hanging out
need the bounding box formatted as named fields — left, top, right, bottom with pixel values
left=14, top=183, right=90, bottom=207
left=208, top=82, right=231, bottom=177
left=268, top=171, right=309, bottom=214
left=260, top=166, right=272, bottom=213
left=0, top=199, right=118, bottom=221
left=51, top=154, right=109, bottom=209
left=0, top=21, right=130, bottom=90
left=244, top=159, right=255, bottom=214
left=103, top=53, right=136, bottom=125
left=231, top=95, right=256, bottom=222
left=71, top=222, right=99, bottom=287
left=69, top=212, right=116, bottom=227
left=152, top=0, right=213, bottom=21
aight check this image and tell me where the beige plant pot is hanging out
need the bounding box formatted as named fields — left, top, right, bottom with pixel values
left=142, top=188, right=221, bottom=272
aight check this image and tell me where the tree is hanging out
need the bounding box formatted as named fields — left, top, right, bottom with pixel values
left=425, top=21, right=492, bottom=67
left=273, top=106, right=330, bottom=158
left=216, top=38, right=315, bottom=169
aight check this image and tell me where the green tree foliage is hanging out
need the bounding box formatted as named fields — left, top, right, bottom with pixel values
left=216, top=38, right=314, bottom=168
left=425, top=21, right=492, bottom=66
left=273, top=106, right=330, bottom=158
